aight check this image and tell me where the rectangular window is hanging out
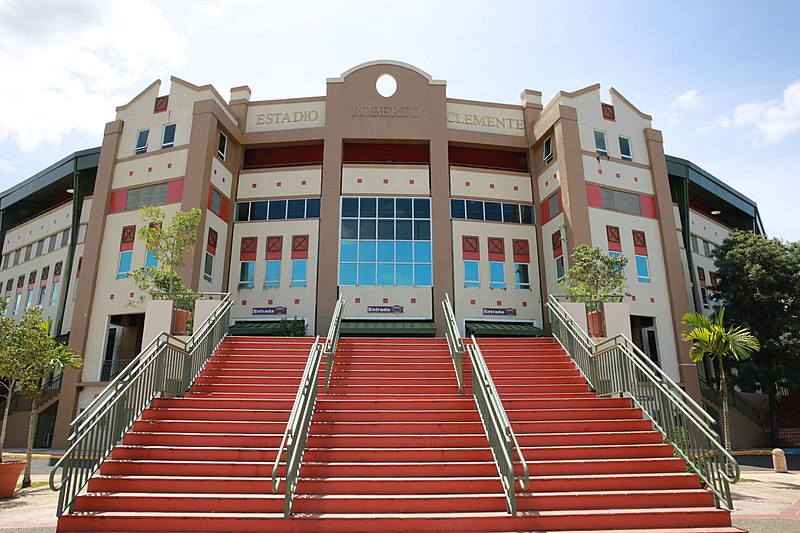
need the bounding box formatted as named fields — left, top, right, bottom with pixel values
left=26, top=290, right=34, bottom=310
left=548, top=194, right=560, bottom=219
left=36, top=240, right=44, bottom=257
left=135, top=129, right=149, bottom=155
left=600, top=187, right=641, bottom=216
left=117, top=250, right=133, bottom=278
left=290, top=259, right=307, bottom=287
left=543, top=136, right=553, bottom=164
left=210, top=189, right=222, bottom=215
left=203, top=252, right=214, bottom=282
left=50, top=281, right=60, bottom=306
left=555, top=255, right=565, bottom=283
left=48, top=236, right=56, bottom=253
left=703, top=240, right=711, bottom=257
left=125, top=183, right=169, bottom=211
left=1, top=254, right=8, bottom=270
left=594, top=130, right=608, bottom=156
left=635, top=255, right=650, bottom=283
left=239, top=261, right=255, bottom=289
left=61, top=229, right=70, bottom=248
left=701, top=287, right=710, bottom=309
left=264, top=260, right=281, bottom=287
left=24, top=245, right=32, bottom=262
left=489, top=261, right=505, bottom=289
left=464, top=260, right=480, bottom=288
left=14, top=293, right=23, bottom=315
left=37, top=286, right=47, bottom=306
left=691, top=235, right=700, bottom=254
left=218, top=131, right=228, bottom=160
left=13, top=249, right=20, bottom=266
left=145, top=249, right=158, bottom=268
left=515, top=263, right=530, bottom=289
left=161, top=123, right=176, bottom=149
left=618, top=136, right=633, bottom=162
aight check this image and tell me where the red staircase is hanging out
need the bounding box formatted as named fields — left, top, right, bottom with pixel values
left=58, top=335, right=742, bottom=532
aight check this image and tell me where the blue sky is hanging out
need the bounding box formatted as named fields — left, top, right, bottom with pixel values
left=1, top=0, right=798, bottom=239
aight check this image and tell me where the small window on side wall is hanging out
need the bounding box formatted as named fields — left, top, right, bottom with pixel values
left=618, top=136, right=632, bottom=162
left=594, top=130, right=608, bottom=157
left=162, top=123, right=176, bottom=149
left=543, top=136, right=553, bottom=165
left=218, top=132, right=228, bottom=160
left=135, top=129, right=149, bottom=155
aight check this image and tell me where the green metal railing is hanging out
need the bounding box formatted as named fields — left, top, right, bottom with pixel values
left=323, top=297, right=346, bottom=393
left=467, top=336, right=529, bottom=515
left=271, top=337, right=324, bottom=517
left=547, top=294, right=739, bottom=509
left=49, top=293, right=233, bottom=516
left=442, top=293, right=464, bottom=393
left=699, top=375, right=767, bottom=429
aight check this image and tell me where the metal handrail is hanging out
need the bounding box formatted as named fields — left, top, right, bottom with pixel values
left=441, top=293, right=464, bottom=393
left=699, top=375, right=767, bottom=428
left=323, top=297, right=346, bottom=393
left=49, top=293, right=233, bottom=516
left=271, top=336, right=324, bottom=517
left=546, top=294, right=740, bottom=510
left=467, top=336, right=529, bottom=515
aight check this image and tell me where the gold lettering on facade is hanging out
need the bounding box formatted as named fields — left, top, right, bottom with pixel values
left=446, top=112, right=524, bottom=131
left=351, top=105, right=422, bottom=118
left=255, top=110, right=319, bottom=125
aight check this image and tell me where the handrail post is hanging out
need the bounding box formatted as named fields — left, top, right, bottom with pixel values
left=323, top=297, right=345, bottom=393
left=442, top=293, right=464, bottom=394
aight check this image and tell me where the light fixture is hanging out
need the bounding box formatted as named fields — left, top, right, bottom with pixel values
left=710, top=209, right=721, bottom=215
left=66, top=188, right=74, bottom=194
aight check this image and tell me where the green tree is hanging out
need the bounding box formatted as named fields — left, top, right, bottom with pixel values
left=128, top=206, right=202, bottom=303
left=682, top=308, right=760, bottom=451
left=560, top=244, right=629, bottom=300
left=711, top=230, right=800, bottom=445
left=0, top=298, right=16, bottom=464
left=0, top=304, right=82, bottom=486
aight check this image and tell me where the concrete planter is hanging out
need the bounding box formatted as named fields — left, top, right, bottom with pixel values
left=0, top=459, right=26, bottom=498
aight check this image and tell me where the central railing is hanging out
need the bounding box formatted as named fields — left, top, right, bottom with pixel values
left=467, top=336, right=529, bottom=515
left=442, top=293, right=464, bottom=393
left=547, top=294, right=739, bottom=509
left=49, top=293, right=233, bottom=516
left=272, top=297, right=346, bottom=517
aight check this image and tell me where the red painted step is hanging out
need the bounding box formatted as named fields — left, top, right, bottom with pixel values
left=59, top=336, right=739, bottom=533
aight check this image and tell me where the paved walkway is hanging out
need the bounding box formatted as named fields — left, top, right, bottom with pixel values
left=1, top=452, right=798, bottom=532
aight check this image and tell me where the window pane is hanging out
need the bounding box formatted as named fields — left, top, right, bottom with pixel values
left=117, top=251, right=132, bottom=278
left=703, top=240, right=711, bottom=257
left=306, top=198, right=321, bottom=218
left=396, top=198, right=413, bottom=218
left=341, top=220, right=359, bottom=239
left=556, top=256, right=565, bottom=282
left=520, top=205, right=534, bottom=225
left=396, top=264, right=413, bottom=286
left=340, top=240, right=358, bottom=262
left=339, top=263, right=357, bottom=286
left=265, top=260, right=281, bottom=286
left=490, top=261, right=505, bottom=288
left=135, top=129, right=149, bottom=154
left=145, top=250, right=158, bottom=268
left=378, top=197, right=395, bottom=218
left=162, top=124, right=176, bottom=148
left=395, top=220, right=413, bottom=240
left=414, top=264, right=432, bottom=286
left=619, top=136, right=632, bottom=161
left=414, top=241, right=431, bottom=263
left=413, top=198, right=430, bottom=219
left=464, top=260, right=480, bottom=287
left=691, top=235, right=699, bottom=253
left=377, top=263, right=394, bottom=286
left=359, top=219, right=376, bottom=239
left=204, top=253, right=214, bottom=280
left=377, top=241, right=394, bottom=263
left=268, top=200, right=286, bottom=220
left=414, top=220, right=430, bottom=240
left=515, top=263, right=530, bottom=289
left=211, top=191, right=222, bottom=214
left=358, top=263, right=376, bottom=285
left=396, top=241, right=413, bottom=262
left=466, top=200, right=483, bottom=220
left=236, top=202, right=250, bottom=221
left=360, top=197, right=377, bottom=218
left=290, top=259, right=307, bottom=286
left=359, top=240, right=377, bottom=262
left=502, top=203, right=519, bottom=223
left=484, top=202, right=502, bottom=222
left=378, top=220, right=394, bottom=240
left=600, top=188, right=615, bottom=210
left=342, top=197, right=359, bottom=218
left=287, top=199, right=305, bottom=219
left=636, top=255, right=650, bottom=282
left=614, top=190, right=641, bottom=216
left=549, top=194, right=560, bottom=218
left=218, top=133, right=227, bottom=158
left=450, top=199, right=466, bottom=219
left=594, top=130, right=607, bottom=153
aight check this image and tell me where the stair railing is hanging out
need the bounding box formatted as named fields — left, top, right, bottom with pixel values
left=547, top=294, right=739, bottom=510
left=699, top=375, right=767, bottom=428
left=271, top=336, right=324, bottom=517
left=49, top=293, right=233, bottom=517
left=467, top=336, right=529, bottom=515
left=441, top=293, right=465, bottom=393
left=323, top=297, right=346, bottom=393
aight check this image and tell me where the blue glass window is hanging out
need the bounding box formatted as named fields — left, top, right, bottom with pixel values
left=464, top=260, right=480, bottom=288
left=359, top=220, right=377, bottom=239
left=414, top=241, right=432, bottom=263
left=250, top=201, right=268, bottom=221
left=378, top=220, right=394, bottom=240
left=117, top=251, right=132, bottom=279
left=396, top=264, right=413, bottom=286
left=414, top=264, right=432, bottom=286
left=490, top=261, right=505, bottom=289
left=377, top=241, right=394, bottom=263
left=268, top=200, right=286, bottom=220
left=395, top=220, right=413, bottom=240
left=287, top=199, right=305, bottom=219
left=466, top=200, right=483, bottom=220
left=236, top=202, right=250, bottom=221
left=360, top=197, right=376, bottom=218
left=502, top=203, right=520, bottom=223
left=396, top=198, right=412, bottom=218
left=451, top=199, right=466, bottom=219
left=396, top=241, right=413, bottom=262
left=341, top=220, right=358, bottom=239
left=378, top=197, right=394, bottom=218
left=484, top=202, right=502, bottom=222
left=636, top=255, right=650, bottom=283
left=290, top=259, right=307, bottom=287
left=515, top=263, right=530, bottom=289
left=414, top=198, right=430, bottom=219
left=359, top=240, right=377, bottom=262
left=145, top=250, right=158, bottom=268
left=555, top=256, right=565, bottom=283
left=339, top=263, right=357, bottom=286
left=264, top=260, right=280, bottom=287
left=306, top=198, right=321, bottom=218
left=377, top=263, right=394, bottom=285
left=520, top=205, right=534, bottom=225
left=341, top=241, right=358, bottom=262
left=414, top=220, right=430, bottom=240
left=238, top=261, right=255, bottom=289
left=342, top=197, right=359, bottom=218
left=358, top=263, right=376, bottom=285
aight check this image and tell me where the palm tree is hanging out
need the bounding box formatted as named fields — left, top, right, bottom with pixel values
left=681, top=308, right=760, bottom=451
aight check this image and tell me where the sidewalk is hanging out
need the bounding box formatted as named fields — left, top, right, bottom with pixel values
left=1, top=452, right=798, bottom=532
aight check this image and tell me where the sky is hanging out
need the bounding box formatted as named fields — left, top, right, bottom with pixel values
left=0, top=0, right=798, bottom=240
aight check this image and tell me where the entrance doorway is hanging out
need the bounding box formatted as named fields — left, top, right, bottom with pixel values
left=630, top=315, right=659, bottom=366
left=100, top=313, right=144, bottom=381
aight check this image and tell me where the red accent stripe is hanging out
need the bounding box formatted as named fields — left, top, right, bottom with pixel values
left=167, top=179, right=184, bottom=204
left=635, top=245, right=648, bottom=256
left=109, top=190, right=127, bottom=213
left=586, top=183, right=603, bottom=208
left=609, top=241, right=622, bottom=252
left=640, top=195, right=657, bottom=219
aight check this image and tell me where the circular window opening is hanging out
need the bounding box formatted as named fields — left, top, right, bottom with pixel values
left=376, top=74, right=397, bottom=98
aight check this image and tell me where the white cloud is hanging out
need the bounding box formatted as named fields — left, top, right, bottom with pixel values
left=0, top=0, right=188, bottom=151
left=700, top=82, right=800, bottom=143
left=0, top=159, right=17, bottom=173
left=669, top=89, right=702, bottom=111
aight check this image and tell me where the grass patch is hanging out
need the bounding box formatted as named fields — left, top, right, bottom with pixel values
left=15, top=481, right=49, bottom=489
